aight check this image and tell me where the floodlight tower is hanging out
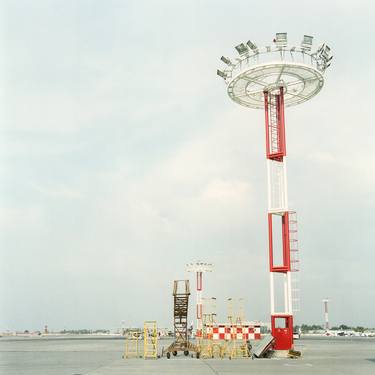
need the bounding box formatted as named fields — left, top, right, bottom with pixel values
left=322, top=299, right=330, bottom=330
left=217, top=33, right=333, bottom=351
left=187, top=261, right=213, bottom=337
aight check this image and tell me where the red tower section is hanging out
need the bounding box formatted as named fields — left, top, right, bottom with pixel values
left=264, top=87, right=294, bottom=350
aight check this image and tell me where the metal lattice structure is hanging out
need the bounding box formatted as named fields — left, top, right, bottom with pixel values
left=166, top=280, right=200, bottom=358
left=218, top=33, right=332, bottom=110
left=174, top=280, right=189, bottom=347
left=217, top=32, right=332, bottom=351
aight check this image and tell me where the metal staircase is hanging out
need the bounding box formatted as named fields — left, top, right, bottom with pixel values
left=143, top=321, right=158, bottom=359
left=269, top=94, right=280, bottom=155
left=267, top=92, right=285, bottom=159
left=165, top=280, right=200, bottom=358
left=173, top=280, right=189, bottom=348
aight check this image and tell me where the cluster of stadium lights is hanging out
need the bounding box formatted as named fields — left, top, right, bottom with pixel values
left=217, top=33, right=333, bottom=80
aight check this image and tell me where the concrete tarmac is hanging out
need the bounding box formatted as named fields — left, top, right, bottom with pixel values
left=1, top=336, right=374, bottom=374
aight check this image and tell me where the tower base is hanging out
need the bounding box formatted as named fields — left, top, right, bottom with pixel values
left=271, top=314, right=293, bottom=350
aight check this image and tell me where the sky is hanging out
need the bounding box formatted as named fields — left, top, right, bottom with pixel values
left=0, top=0, right=374, bottom=332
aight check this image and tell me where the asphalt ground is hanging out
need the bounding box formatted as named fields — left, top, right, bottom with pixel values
left=1, top=336, right=374, bottom=374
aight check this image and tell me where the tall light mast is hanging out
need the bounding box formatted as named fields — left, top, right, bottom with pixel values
left=217, top=33, right=333, bottom=351
left=187, top=261, right=213, bottom=337
left=322, top=299, right=330, bottom=330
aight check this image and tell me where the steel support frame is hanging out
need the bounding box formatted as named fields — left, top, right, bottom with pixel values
left=264, top=87, right=294, bottom=350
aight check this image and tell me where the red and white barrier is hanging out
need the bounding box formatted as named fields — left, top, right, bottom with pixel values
left=205, top=324, right=261, bottom=340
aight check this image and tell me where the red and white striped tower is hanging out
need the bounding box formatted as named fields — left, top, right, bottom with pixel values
left=187, top=261, right=213, bottom=337
left=264, top=86, right=294, bottom=350
left=217, top=33, right=333, bottom=351
left=322, top=299, right=330, bottom=330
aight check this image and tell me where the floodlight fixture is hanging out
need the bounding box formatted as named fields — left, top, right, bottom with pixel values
left=235, top=43, right=249, bottom=56
left=301, top=35, right=313, bottom=51
left=217, top=69, right=227, bottom=78
left=217, top=32, right=331, bottom=108
left=275, top=32, right=287, bottom=47
left=303, top=35, right=313, bottom=45
left=315, top=44, right=324, bottom=55
left=246, top=40, right=258, bottom=53
left=324, top=56, right=333, bottom=69
left=322, top=45, right=331, bottom=59
left=221, top=56, right=233, bottom=66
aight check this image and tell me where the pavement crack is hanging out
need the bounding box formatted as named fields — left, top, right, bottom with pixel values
left=201, top=359, right=220, bottom=375
left=81, top=358, right=124, bottom=375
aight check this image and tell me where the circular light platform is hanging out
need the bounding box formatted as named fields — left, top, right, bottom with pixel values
left=227, top=62, right=324, bottom=109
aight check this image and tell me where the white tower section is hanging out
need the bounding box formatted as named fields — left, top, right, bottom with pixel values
left=322, top=299, right=330, bottom=330
left=187, top=261, right=213, bottom=337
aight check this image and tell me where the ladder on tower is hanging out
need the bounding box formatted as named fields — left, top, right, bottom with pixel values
left=289, top=211, right=300, bottom=312
left=266, top=92, right=285, bottom=159
left=269, top=94, right=280, bottom=154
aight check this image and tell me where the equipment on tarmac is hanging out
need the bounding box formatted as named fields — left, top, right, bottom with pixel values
left=165, top=280, right=200, bottom=358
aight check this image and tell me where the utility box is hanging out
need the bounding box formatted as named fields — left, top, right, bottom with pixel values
left=271, top=315, right=293, bottom=350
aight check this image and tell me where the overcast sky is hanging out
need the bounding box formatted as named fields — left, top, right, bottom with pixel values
left=1, top=0, right=374, bottom=332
